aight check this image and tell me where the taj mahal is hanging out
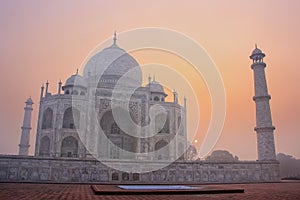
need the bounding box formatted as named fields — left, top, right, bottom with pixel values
left=0, top=33, right=280, bottom=183
left=30, top=33, right=187, bottom=161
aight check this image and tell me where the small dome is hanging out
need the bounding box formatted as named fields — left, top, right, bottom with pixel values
left=65, top=73, right=87, bottom=88
left=251, top=47, right=262, bottom=55
left=25, top=97, right=34, bottom=105
left=250, top=45, right=265, bottom=61
left=146, top=80, right=165, bottom=94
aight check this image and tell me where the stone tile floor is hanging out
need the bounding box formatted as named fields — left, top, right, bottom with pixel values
left=0, top=181, right=299, bottom=200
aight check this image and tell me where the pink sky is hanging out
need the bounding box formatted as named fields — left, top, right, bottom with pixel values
left=0, top=0, right=299, bottom=160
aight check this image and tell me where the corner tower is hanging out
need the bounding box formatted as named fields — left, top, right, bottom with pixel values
left=250, top=45, right=276, bottom=161
left=18, top=97, right=34, bottom=155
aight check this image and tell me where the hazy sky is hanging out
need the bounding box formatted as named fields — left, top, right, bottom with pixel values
left=0, top=0, right=299, bottom=160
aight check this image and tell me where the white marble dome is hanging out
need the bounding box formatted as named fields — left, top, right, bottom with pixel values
left=146, top=80, right=165, bottom=94
left=65, top=73, right=87, bottom=88
left=83, top=44, right=141, bottom=78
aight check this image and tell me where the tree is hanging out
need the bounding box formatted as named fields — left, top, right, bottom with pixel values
left=205, top=150, right=239, bottom=162
left=277, top=153, right=300, bottom=179
left=186, top=144, right=198, bottom=160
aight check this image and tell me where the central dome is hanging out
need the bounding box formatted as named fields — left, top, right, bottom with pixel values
left=83, top=43, right=141, bottom=78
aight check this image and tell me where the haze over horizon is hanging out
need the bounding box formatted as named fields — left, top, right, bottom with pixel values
left=0, top=0, right=299, bottom=160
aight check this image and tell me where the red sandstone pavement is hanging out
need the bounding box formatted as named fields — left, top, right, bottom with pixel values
left=0, top=182, right=299, bottom=200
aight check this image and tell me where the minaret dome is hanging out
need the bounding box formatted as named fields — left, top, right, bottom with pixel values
left=250, top=44, right=265, bottom=63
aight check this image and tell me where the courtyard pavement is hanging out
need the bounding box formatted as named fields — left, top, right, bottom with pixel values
left=0, top=181, right=299, bottom=200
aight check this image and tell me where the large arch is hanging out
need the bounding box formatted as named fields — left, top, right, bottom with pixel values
left=39, top=136, right=50, bottom=157
left=61, top=136, right=78, bottom=157
left=41, top=108, right=53, bottom=129
left=99, top=109, right=137, bottom=155
left=62, top=107, right=80, bottom=129
left=154, top=140, right=169, bottom=160
left=155, top=113, right=170, bottom=134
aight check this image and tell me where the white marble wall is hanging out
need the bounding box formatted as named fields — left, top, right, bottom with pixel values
left=0, top=155, right=280, bottom=183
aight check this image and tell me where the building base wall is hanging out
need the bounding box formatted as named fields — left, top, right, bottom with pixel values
left=0, top=155, right=280, bottom=183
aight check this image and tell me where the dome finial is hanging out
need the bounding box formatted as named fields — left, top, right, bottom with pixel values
left=255, top=43, right=257, bottom=49
left=76, top=68, right=79, bottom=75
left=113, top=31, right=117, bottom=45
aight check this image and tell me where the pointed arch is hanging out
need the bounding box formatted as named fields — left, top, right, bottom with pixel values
left=112, top=172, right=119, bottom=181
left=39, top=136, right=50, bottom=157
left=99, top=109, right=137, bottom=154
left=63, top=107, right=80, bottom=129
left=155, top=113, right=169, bottom=133
left=41, top=108, right=53, bottom=129
left=61, top=136, right=78, bottom=157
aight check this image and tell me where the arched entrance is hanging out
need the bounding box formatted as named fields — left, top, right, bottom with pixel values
left=61, top=136, right=78, bottom=157
left=41, top=108, right=53, bottom=129
left=99, top=109, right=137, bottom=158
left=63, top=107, right=80, bottom=129
left=155, top=113, right=169, bottom=134
left=39, top=136, right=50, bottom=157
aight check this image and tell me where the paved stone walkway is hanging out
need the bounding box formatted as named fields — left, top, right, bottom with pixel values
left=0, top=182, right=299, bottom=200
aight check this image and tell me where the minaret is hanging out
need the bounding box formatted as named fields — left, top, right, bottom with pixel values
left=18, top=97, right=34, bottom=156
left=40, top=84, right=44, bottom=100
left=173, top=90, right=178, bottom=104
left=45, top=80, right=49, bottom=96
left=58, top=80, right=62, bottom=95
left=183, top=96, right=188, bottom=159
left=113, top=31, right=117, bottom=46
left=250, top=45, right=276, bottom=161
left=148, top=75, right=151, bottom=85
